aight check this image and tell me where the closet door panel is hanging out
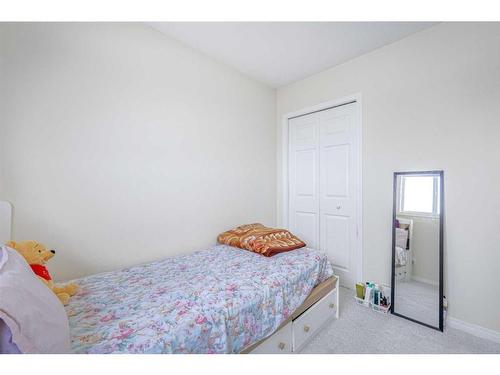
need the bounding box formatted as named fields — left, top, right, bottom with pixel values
left=324, top=214, right=350, bottom=270
left=294, top=212, right=318, bottom=250
left=294, top=149, right=316, bottom=212
left=324, top=144, right=349, bottom=197
left=289, top=114, right=320, bottom=251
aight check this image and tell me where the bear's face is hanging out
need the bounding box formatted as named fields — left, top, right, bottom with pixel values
left=6, top=240, right=55, bottom=265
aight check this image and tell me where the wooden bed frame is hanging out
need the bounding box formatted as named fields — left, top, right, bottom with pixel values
left=242, top=275, right=339, bottom=354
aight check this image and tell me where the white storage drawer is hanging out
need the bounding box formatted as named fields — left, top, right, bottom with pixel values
left=292, top=289, right=337, bottom=351
left=250, top=322, right=292, bottom=354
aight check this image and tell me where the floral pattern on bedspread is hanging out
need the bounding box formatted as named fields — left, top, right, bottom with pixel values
left=65, top=245, right=333, bottom=354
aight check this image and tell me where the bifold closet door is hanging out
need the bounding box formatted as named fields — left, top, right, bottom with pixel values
left=318, top=103, right=358, bottom=288
left=289, top=102, right=358, bottom=289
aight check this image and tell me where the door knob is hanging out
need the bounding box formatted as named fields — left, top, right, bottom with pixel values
left=304, top=325, right=310, bottom=332
left=329, top=303, right=335, bottom=309
left=278, top=342, right=286, bottom=350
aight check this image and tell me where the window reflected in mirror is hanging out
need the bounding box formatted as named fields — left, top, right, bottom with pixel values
left=398, top=175, right=440, bottom=216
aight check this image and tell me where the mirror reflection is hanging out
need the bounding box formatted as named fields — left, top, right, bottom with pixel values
left=392, top=172, right=443, bottom=330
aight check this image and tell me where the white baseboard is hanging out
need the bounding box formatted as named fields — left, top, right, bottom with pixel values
left=447, top=317, right=500, bottom=344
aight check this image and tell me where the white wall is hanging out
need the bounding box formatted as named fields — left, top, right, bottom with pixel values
left=0, top=51, right=5, bottom=198
left=277, top=23, right=500, bottom=332
left=400, top=215, right=440, bottom=284
left=0, top=23, right=276, bottom=280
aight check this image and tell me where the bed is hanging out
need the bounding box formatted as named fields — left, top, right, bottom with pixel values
left=395, top=218, right=413, bottom=282
left=65, top=244, right=335, bottom=354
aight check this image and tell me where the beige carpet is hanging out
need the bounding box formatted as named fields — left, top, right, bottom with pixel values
left=300, top=287, right=500, bottom=353
left=394, top=279, right=439, bottom=328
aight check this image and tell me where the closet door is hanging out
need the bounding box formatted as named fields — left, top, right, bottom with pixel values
left=288, top=113, right=320, bottom=251
left=319, top=103, right=358, bottom=288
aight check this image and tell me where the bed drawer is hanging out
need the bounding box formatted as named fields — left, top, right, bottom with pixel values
left=250, top=322, right=292, bottom=354
left=292, top=289, right=337, bottom=352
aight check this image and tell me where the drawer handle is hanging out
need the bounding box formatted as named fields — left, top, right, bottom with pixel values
left=329, top=303, right=335, bottom=309
left=278, top=342, right=286, bottom=350
left=304, top=325, right=310, bottom=333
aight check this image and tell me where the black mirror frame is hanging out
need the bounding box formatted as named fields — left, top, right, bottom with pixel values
left=390, top=170, right=444, bottom=332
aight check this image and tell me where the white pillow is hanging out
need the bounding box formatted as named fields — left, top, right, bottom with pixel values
left=0, top=245, right=70, bottom=353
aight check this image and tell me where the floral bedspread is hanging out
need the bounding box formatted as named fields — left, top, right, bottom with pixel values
left=66, top=245, right=334, bottom=353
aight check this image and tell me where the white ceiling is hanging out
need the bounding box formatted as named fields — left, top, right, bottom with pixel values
left=149, top=22, right=437, bottom=88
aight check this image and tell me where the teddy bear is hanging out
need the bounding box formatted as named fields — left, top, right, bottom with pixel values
left=5, top=240, right=79, bottom=305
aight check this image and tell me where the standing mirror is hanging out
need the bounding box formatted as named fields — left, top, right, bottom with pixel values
left=391, top=171, right=444, bottom=331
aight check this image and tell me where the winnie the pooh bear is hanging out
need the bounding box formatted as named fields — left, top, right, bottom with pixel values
left=6, top=240, right=79, bottom=305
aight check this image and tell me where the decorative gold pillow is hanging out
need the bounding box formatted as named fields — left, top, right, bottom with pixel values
left=217, top=223, right=306, bottom=257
